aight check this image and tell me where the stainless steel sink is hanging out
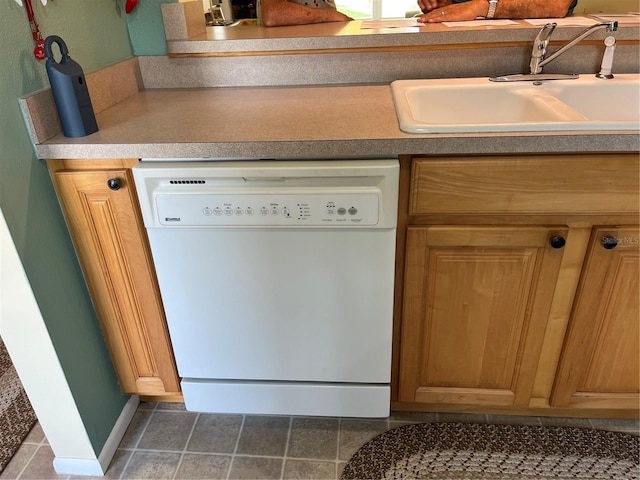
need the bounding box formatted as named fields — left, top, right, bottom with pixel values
left=390, top=74, right=640, bottom=134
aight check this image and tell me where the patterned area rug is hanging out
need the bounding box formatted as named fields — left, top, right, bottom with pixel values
left=0, top=337, right=37, bottom=473
left=341, top=422, right=640, bottom=480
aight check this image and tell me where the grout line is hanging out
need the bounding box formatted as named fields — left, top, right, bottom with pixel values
left=171, top=412, right=200, bottom=480
left=113, top=448, right=300, bottom=459
left=117, top=445, right=134, bottom=479
left=335, top=417, right=343, bottom=480
left=117, top=407, right=155, bottom=480
left=225, top=415, right=246, bottom=480
left=13, top=442, right=44, bottom=480
left=133, top=409, right=155, bottom=450
left=278, top=416, right=294, bottom=480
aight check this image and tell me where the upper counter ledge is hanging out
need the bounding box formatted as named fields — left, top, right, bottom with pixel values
left=161, top=4, right=640, bottom=56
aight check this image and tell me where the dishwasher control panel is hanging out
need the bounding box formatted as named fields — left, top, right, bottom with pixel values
left=155, top=193, right=380, bottom=226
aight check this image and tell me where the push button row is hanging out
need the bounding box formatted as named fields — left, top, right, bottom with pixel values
left=327, top=207, right=358, bottom=216
left=202, top=206, right=292, bottom=216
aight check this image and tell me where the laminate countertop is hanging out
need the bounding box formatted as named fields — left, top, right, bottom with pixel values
left=168, top=17, right=639, bottom=55
left=29, top=84, right=640, bottom=160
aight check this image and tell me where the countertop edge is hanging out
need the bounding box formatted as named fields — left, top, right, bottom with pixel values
left=34, top=133, right=640, bottom=160
left=169, top=19, right=640, bottom=55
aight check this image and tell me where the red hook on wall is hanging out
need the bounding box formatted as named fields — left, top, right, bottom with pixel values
left=23, top=0, right=45, bottom=60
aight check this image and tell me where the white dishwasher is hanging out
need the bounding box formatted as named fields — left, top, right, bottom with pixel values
left=133, top=159, right=399, bottom=417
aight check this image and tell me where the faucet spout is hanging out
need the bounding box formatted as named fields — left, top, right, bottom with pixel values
left=533, top=21, right=618, bottom=74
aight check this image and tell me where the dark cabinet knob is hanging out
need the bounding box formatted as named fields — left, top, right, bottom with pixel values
left=602, top=236, right=618, bottom=249
left=107, top=178, right=121, bottom=191
left=550, top=236, right=566, bottom=249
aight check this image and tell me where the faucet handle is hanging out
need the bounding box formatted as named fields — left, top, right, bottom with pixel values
left=530, top=23, right=556, bottom=74
left=534, top=22, right=557, bottom=49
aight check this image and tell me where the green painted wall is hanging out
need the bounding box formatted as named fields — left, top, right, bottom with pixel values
left=0, top=1, right=134, bottom=455
left=127, top=0, right=178, bottom=56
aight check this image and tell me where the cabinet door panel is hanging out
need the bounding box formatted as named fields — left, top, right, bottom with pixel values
left=399, top=226, right=567, bottom=407
left=552, top=227, right=639, bottom=409
left=53, top=169, right=180, bottom=395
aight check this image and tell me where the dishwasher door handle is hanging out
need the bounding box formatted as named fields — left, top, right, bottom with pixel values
left=242, top=177, right=287, bottom=182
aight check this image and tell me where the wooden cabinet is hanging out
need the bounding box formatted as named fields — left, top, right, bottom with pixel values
left=399, top=225, right=567, bottom=407
left=395, top=154, right=639, bottom=416
left=552, top=226, right=639, bottom=410
left=47, top=159, right=180, bottom=397
left=45, top=154, right=639, bottom=414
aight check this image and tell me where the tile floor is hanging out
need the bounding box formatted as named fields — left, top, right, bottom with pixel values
left=2, top=402, right=638, bottom=480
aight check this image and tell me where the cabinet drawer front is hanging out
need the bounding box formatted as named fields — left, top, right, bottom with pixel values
left=410, top=155, right=639, bottom=215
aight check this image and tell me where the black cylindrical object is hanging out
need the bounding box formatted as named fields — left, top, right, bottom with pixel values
left=44, top=35, right=98, bottom=138
left=231, top=0, right=256, bottom=19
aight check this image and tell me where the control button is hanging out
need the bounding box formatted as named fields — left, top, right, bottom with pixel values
left=224, top=207, right=233, bottom=216
left=203, top=207, right=213, bottom=216
left=282, top=207, right=290, bottom=217
left=348, top=207, right=358, bottom=215
left=213, top=207, right=223, bottom=216
left=235, top=207, right=243, bottom=215
left=337, top=207, right=347, bottom=216
left=246, top=207, right=254, bottom=215
left=260, top=207, right=269, bottom=216
left=270, top=207, right=279, bottom=215
left=326, top=208, right=336, bottom=215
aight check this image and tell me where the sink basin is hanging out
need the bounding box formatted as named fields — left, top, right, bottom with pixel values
left=390, top=74, right=640, bottom=133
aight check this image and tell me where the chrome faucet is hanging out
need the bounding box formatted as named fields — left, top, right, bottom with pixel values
left=532, top=21, right=618, bottom=74
left=490, top=21, right=618, bottom=82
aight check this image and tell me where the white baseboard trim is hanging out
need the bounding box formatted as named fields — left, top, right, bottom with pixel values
left=53, top=395, right=140, bottom=476
left=53, top=457, right=105, bottom=477
left=98, top=395, right=140, bottom=472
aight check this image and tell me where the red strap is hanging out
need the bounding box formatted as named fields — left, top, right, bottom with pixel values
left=23, top=0, right=45, bottom=60
left=24, top=0, right=35, bottom=21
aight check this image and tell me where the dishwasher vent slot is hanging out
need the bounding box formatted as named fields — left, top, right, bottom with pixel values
left=169, top=180, right=206, bottom=185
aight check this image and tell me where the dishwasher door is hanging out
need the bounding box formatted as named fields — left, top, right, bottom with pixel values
left=147, top=227, right=395, bottom=382
left=134, top=159, right=399, bottom=416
